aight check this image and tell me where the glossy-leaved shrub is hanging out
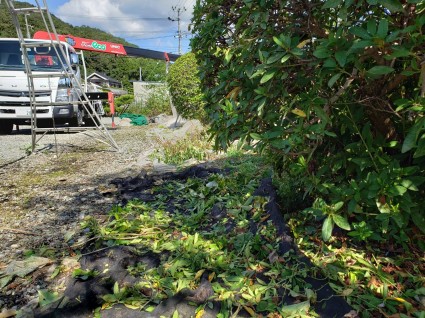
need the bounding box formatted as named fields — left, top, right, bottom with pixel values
left=191, top=0, right=425, bottom=243
left=167, top=52, right=206, bottom=123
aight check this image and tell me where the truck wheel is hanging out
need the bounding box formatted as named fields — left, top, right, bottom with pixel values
left=70, top=108, right=84, bottom=127
left=0, top=120, right=13, bottom=135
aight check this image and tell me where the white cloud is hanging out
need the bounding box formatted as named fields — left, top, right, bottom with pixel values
left=54, top=0, right=195, bottom=50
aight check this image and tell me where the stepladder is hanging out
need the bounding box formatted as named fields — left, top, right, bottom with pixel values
left=1, top=0, right=119, bottom=152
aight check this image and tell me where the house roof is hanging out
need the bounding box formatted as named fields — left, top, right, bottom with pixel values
left=87, top=72, right=120, bottom=85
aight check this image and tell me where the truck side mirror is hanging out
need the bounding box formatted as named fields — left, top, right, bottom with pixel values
left=70, top=53, right=79, bottom=65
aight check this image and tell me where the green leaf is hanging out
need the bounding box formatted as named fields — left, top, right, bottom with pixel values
left=50, top=266, right=61, bottom=279
left=349, top=26, right=372, bottom=39
left=273, top=36, right=284, bottom=48
left=280, top=300, right=310, bottom=314
left=401, top=70, right=418, bottom=76
left=386, top=47, right=411, bottom=58
left=322, top=216, right=334, bottom=241
left=324, top=131, right=337, bottom=137
left=349, top=40, right=375, bottom=52
left=414, top=138, right=425, bottom=158
left=322, top=0, right=343, bottom=8
left=270, top=139, right=290, bottom=149
left=333, top=215, right=351, bottom=231
left=402, top=118, right=424, bottom=153
left=323, top=58, right=337, bottom=68
left=38, top=290, right=60, bottom=307
left=367, top=20, right=377, bottom=35
left=260, top=71, right=276, bottom=84
left=314, top=106, right=330, bottom=124
left=113, top=282, right=120, bottom=295
left=367, top=0, right=378, bottom=4
left=273, top=35, right=291, bottom=49
left=145, top=306, right=156, bottom=312
left=281, top=55, right=291, bottom=63
left=367, top=65, right=394, bottom=76
left=333, top=201, right=344, bottom=211
left=378, top=0, right=404, bottom=12
left=386, top=31, right=400, bottom=42
left=401, top=179, right=419, bottom=191
left=376, top=199, right=392, bottom=213
left=335, top=51, right=347, bottom=67
left=401, top=25, right=417, bottom=34
left=377, top=19, right=389, bottom=38
left=102, top=294, right=117, bottom=303
left=72, top=268, right=98, bottom=281
left=250, top=133, right=262, bottom=140
left=411, top=212, right=425, bottom=234
left=328, top=73, right=342, bottom=88
left=313, top=48, right=331, bottom=59
left=224, top=49, right=233, bottom=64
left=267, top=52, right=285, bottom=64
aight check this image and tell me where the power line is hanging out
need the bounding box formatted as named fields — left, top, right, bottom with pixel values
left=110, top=31, right=176, bottom=34
left=57, top=14, right=169, bottom=21
left=125, top=35, right=176, bottom=40
left=114, top=31, right=191, bottom=36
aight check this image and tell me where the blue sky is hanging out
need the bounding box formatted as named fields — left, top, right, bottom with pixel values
left=25, top=0, right=194, bottom=55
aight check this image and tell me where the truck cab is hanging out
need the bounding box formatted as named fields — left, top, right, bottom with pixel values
left=0, top=38, right=86, bottom=134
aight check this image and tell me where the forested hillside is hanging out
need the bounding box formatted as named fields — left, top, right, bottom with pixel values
left=0, top=1, right=167, bottom=91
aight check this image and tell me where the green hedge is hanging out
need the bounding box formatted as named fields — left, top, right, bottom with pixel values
left=191, top=0, right=425, bottom=242
left=167, top=52, right=206, bottom=123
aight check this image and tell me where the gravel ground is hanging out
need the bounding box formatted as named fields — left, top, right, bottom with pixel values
left=0, top=115, right=203, bottom=313
left=0, top=117, right=129, bottom=166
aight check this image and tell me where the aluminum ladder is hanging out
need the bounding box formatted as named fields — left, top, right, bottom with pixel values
left=3, top=0, right=119, bottom=152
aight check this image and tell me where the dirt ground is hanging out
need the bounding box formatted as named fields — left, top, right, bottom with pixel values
left=0, top=116, right=204, bottom=313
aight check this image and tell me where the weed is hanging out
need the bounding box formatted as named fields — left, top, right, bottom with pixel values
left=152, top=130, right=214, bottom=166
left=72, top=268, right=99, bottom=281
left=126, top=88, right=171, bottom=118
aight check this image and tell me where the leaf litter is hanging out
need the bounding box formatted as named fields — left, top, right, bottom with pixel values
left=29, top=156, right=354, bottom=317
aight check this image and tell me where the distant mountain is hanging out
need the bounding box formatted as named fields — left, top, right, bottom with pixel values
left=0, top=1, right=168, bottom=91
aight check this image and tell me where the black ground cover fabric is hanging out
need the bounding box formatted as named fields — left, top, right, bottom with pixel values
left=33, top=165, right=352, bottom=318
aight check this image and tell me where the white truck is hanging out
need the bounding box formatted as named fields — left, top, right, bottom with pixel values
left=0, top=38, right=102, bottom=134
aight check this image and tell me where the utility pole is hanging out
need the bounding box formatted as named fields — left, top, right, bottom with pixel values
left=168, top=6, right=186, bottom=55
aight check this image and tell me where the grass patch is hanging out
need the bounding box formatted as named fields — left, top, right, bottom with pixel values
left=124, top=97, right=172, bottom=118
left=152, top=130, right=215, bottom=166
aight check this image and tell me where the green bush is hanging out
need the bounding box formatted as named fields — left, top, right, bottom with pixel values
left=191, top=1, right=425, bottom=242
left=167, top=53, right=207, bottom=123
left=144, top=86, right=171, bottom=116
left=114, top=94, right=134, bottom=108
left=126, top=85, right=172, bottom=117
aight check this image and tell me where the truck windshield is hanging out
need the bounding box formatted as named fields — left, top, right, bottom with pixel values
left=0, top=40, right=68, bottom=71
